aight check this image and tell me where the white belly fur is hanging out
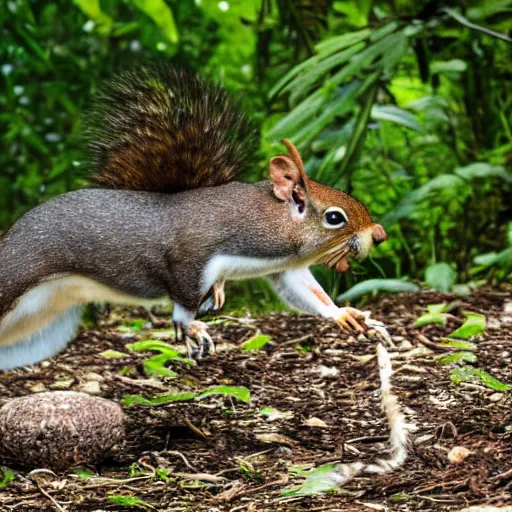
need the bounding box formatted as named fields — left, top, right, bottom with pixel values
left=202, top=254, right=299, bottom=294
left=0, top=274, right=165, bottom=348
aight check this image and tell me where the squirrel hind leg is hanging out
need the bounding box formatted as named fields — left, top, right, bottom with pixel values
left=172, top=304, right=215, bottom=359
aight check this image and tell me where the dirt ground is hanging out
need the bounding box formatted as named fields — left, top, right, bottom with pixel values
left=0, top=290, right=511, bottom=512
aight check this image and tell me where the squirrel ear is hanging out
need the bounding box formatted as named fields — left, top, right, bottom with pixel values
left=269, top=156, right=306, bottom=205
left=269, top=139, right=309, bottom=211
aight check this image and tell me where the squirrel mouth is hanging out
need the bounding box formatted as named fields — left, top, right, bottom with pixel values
left=317, top=236, right=360, bottom=273
left=317, top=246, right=352, bottom=273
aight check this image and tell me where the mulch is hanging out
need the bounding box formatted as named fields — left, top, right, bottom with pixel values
left=0, top=290, right=511, bottom=511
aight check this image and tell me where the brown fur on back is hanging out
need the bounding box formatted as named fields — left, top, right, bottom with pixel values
left=88, top=67, right=257, bottom=193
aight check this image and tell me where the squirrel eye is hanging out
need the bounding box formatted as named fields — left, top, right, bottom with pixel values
left=323, top=207, right=348, bottom=229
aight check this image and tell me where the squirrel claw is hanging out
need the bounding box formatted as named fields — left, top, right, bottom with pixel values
left=335, top=307, right=366, bottom=332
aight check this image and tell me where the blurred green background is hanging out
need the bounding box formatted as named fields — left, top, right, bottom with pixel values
left=1, top=0, right=511, bottom=308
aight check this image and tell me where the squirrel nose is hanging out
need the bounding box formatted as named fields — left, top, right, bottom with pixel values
left=372, top=224, right=387, bottom=246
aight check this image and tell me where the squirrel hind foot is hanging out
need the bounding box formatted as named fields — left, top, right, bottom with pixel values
left=187, top=321, right=215, bottom=359
left=172, top=304, right=215, bottom=359
left=88, top=66, right=257, bottom=194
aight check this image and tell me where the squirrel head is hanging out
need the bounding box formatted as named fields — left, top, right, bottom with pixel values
left=269, top=139, right=387, bottom=272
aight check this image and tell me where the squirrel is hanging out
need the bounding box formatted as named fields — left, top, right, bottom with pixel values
left=0, top=66, right=387, bottom=370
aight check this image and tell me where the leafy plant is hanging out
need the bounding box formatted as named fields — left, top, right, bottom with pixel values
left=126, top=340, right=194, bottom=378
left=122, top=385, right=251, bottom=406
left=122, top=391, right=196, bottom=406
left=417, top=305, right=507, bottom=391
left=451, top=366, right=511, bottom=392
left=107, top=494, right=155, bottom=509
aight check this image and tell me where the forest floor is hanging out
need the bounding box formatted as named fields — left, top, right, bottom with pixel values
left=0, top=290, right=511, bottom=512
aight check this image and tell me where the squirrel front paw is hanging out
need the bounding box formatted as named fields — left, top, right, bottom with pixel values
left=335, top=307, right=367, bottom=332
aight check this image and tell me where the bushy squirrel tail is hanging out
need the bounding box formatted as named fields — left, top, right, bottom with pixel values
left=88, top=66, right=257, bottom=193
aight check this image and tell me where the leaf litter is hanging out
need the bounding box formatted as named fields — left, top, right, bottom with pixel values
left=0, top=290, right=510, bottom=511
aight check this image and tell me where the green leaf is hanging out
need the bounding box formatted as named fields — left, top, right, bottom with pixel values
left=122, top=385, right=250, bottom=407
left=427, top=303, right=448, bottom=314
left=328, top=33, right=402, bottom=86
left=449, top=312, right=486, bottom=339
left=337, top=78, right=379, bottom=175
left=337, top=279, right=419, bottom=302
left=435, top=351, right=477, bottom=365
left=391, top=492, right=413, bottom=502
left=268, top=57, right=320, bottom=100
left=414, top=312, right=448, bottom=328
left=121, top=392, right=196, bottom=406
left=143, top=355, right=178, bottom=377
left=0, top=467, right=15, bottom=488
left=241, top=334, right=271, bottom=351
left=452, top=284, right=472, bottom=297
left=73, top=468, right=95, bottom=478
left=450, top=366, right=511, bottom=392
left=155, top=468, right=175, bottom=483
left=127, top=339, right=193, bottom=377
left=415, top=302, right=449, bottom=327
left=474, top=248, right=512, bottom=269
left=133, top=0, right=178, bottom=44
left=286, top=43, right=366, bottom=102
left=371, top=105, right=422, bottom=132
left=267, top=88, right=327, bottom=140
left=441, top=339, right=478, bottom=350
left=381, top=174, right=467, bottom=226
left=73, top=0, right=113, bottom=35
left=259, top=407, right=278, bottom=416
left=117, top=318, right=147, bottom=332
left=128, top=339, right=179, bottom=356
left=431, top=59, right=467, bottom=74
left=454, top=163, right=511, bottom=183
left=283, top=463, right=342, bottom=496
left=259, top=407, right=293, bottom=420
left=292, top=79, right=370, bottom=146
left=107, top=494, right=155, bottom=509
left=196, top=386, right=250, bottom=404
left=425, top=263, right=456, bottom=293
left=99, top=349, right=128, bottom=359
left=314, top=28, right=372, bottom=56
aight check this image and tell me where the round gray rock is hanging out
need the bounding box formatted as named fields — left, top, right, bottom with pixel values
left=0, top=391, right=125, bottom=471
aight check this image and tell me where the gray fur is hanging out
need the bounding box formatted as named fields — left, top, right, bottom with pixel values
left=0, top=182, right=308, bottom=319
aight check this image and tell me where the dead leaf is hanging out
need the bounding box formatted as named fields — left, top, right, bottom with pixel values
left=304, top=417, right=328, bottom=428
left=448, top=446, right=473, bottom=464
left=255, top=433, right=298, bottom=447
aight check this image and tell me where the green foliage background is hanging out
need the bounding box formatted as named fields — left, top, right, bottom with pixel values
left=1, top=0, right=511, bottom=301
